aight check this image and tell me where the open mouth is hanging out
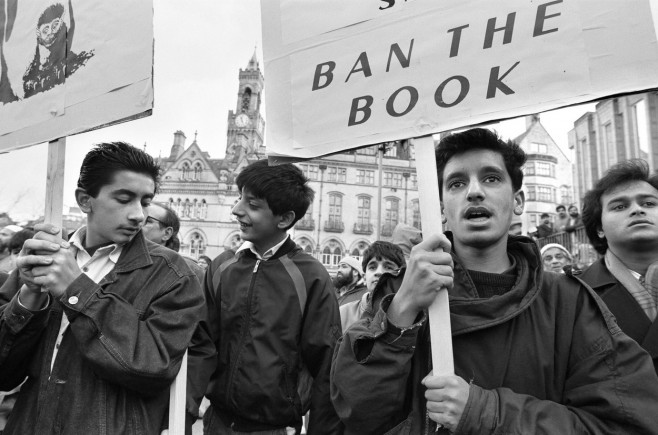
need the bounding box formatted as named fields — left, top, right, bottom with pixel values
left=465, top=207, right=492, bottom=221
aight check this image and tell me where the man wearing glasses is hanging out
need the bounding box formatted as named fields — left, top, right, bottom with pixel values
left=142, top=202, right=205, bottom=281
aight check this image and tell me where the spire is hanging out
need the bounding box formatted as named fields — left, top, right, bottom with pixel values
left=247, top=47, right=259, bottom=70
left=193, top=130, right=198, bottom=144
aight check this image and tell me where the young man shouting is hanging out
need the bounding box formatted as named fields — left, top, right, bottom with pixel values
left=331, top=128, right=658, bottom=434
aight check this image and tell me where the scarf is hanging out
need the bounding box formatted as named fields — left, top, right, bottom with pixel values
left=605, top=250, right=658, bottom=321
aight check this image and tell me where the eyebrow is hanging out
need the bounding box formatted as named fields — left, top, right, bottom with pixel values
left=445, top=165, right=506, bottom=180
left=111, top=189, right=154, bottom=199
left=606, top=193, right=658, bottom=205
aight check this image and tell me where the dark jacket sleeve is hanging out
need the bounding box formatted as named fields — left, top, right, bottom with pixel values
left=302, top=265, right=343, bottom=435
left=456, top=287, right=658, bottom=434
left=0, top=273, right=52, bottom=391
left=57, top=269, right=204, bottom=395
left=331, top=294, right=421, bottom=434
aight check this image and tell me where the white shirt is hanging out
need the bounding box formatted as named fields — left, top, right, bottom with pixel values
left=236, top=236, right=288, bottom=261
left=50, top=227, right=123, bottom=371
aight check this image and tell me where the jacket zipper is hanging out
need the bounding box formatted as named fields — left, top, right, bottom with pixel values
left=225, top=259, right=261, bottom=406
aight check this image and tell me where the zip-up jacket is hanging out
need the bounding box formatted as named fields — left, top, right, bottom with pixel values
left=0, top=231, right=204, bottom=435
left=188, top=237, right=342, bottom=434
left=331, top=235, right=658, bottom=434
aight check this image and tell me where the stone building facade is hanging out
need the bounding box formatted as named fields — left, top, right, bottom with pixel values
left=154, top=53, right=419, bottom=272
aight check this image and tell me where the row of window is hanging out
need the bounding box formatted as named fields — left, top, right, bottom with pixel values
left=525, top=161, right=555, bottom=177
left=525, top=185, right=573, bottom=205
left=179, top=162, right=204, bottom=180
left=168, top=198, right=208, bottom=219
left=299, top=164, right=417, bottom=188
left=299, top=194, right=421, bottom=232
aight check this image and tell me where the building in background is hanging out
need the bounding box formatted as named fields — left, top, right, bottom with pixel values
left=515, top=115, right=574, bottom=233
left=569, top=92, right=658, bottom=203
left=155, top=53, right=418, bottom=271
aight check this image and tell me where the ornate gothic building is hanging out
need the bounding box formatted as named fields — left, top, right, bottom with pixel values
left=155, top=53, right=419, bottom=271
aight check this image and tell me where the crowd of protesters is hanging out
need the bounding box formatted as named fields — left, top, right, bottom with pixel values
left=2, top=132, right=658, bottom=435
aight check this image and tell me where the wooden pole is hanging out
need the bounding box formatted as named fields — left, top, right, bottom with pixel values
left=168, top=350, right=188, bottom=434
left=411, top=135, right=454, bottom=376
left=45, top=138, right=66, bottom=230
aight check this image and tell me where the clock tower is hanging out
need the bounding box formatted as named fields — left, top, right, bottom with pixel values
left=225, top=49, right=265, bottom=168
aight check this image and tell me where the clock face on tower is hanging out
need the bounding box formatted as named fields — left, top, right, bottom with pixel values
left=235, top=113, right=251, bottom=128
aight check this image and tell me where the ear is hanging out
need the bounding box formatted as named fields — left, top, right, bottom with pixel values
left=162, top=227, right=174, bottom=243
left=76, top=188, right=93, bottom=213
left=440, top=202, right=447, bottom=224
left=513, top=190, right=525, bottom=215
left=597, top=228, right=605, bottom=239
left=277, top=211, right=296, bottom=230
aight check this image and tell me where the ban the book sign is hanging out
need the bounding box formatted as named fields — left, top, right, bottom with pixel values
left=261, top=0, right=658, bottom=158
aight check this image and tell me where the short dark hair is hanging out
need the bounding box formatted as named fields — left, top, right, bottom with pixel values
left=235, top=159, right=314, bottom=230
left=582, top=159, right=658, bottom=254
left=151, top=203, right=180, bottom=251
left=9, top=229, right=35, bottom=254
left=77, top=142, right=161, bottom=198
left=361, top=241, right=406, bottom=272
left=38, top=4, right=64, bottom=27
left=556, top=205, right=566, bottom=212
left=435, top=128, right=526, bottom=198
left=540, top=213, right=550, bottom=219
left=568, top=204, right=578, bottom=212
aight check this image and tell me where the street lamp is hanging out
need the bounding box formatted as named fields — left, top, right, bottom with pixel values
left=315, top=164, right=327, bottom=260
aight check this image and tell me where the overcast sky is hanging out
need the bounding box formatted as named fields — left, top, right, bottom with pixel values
left=0, top=0, right=594, bottom=222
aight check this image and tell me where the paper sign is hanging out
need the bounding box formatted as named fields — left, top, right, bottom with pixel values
left=261, top=0, right=658, bottom=158
left=0, top=0, right=153, bottom=151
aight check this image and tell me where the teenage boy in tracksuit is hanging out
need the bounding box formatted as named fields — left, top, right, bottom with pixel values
left=188, top=159, right=342, bottom=434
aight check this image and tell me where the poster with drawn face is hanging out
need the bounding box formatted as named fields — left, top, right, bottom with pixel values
left=0, top=0, right=153, bottom=151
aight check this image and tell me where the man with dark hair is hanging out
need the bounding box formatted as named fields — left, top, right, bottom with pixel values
left=565, top=204, right=582, bottom=233
left=142, top=202, right=205, bottom=282
left=536, top=212, right=555, bottom=238
left=188, top=159, right=342, bottom=434
left=339, top=241, right=405, bottom=331
left=581, top=159, right=658, bottom=373
left=0, top=141, right=204, bottom=434
left=555, top=204, right=569, bottom=232
left=331, top=128, right=658, bottom=434
left=142, top=202, right=180, bottom=250
left=334, top=256, right=366, bottom=306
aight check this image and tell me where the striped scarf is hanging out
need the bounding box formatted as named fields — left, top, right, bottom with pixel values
left=605, top=250, right=658, bottom=321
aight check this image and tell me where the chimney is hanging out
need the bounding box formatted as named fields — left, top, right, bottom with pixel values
left=169, top=130, right=186, bottom=159
left=525, top=114, right=540, bottom=130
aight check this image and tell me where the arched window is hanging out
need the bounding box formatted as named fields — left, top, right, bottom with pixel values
left=175, top=198, right=182, bottom=215
left=357, top=195, right=371, bottom=231
left=200, top=199, right=207, bottom=219
left=332, top=246, right=342, bottom=266
left=181, top=162, right=191, bottom=179
left=242, top=88, right=252, bottom=113
left=328, top=193, right=343, bottom=227
left=322, top=247, right=332, bottom=266
left=193, top=162, right=203, bottom=180
left=384, top=198, right=400, bottom=231
left=183, top=199, right=191, bottom=217
left=412, top=199, right=421, bottom=229
left=168, top=198, right=174, bottom=210
left=188, top=232, right=206, bottom=259
left=193, top=199, right=198, bottom=218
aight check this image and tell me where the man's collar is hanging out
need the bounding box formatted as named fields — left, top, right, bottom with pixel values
left=70, top=226, right=123, bottom=262
left=236, top=236, right=289, bottom=260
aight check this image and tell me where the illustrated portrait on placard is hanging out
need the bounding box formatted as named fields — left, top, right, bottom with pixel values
left=22, top=0, right=94, bottom=98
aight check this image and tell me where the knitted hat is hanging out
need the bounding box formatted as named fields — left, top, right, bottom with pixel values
left=339, top=256, right=363, bottom=276
left=540, top=243, right=572, bottom=261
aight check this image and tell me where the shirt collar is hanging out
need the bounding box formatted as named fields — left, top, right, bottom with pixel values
left=236, top=236, right=288, bottom=261
left=70, top=226, right=124, bottom=263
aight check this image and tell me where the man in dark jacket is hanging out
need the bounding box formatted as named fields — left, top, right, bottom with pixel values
left=581, top=159, right=658, bottom=373
left=331, top=129, right=658, bottom=434
left=0, top=142, right=204, bottom=434
left=536, top=212, right=555, bottom=238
